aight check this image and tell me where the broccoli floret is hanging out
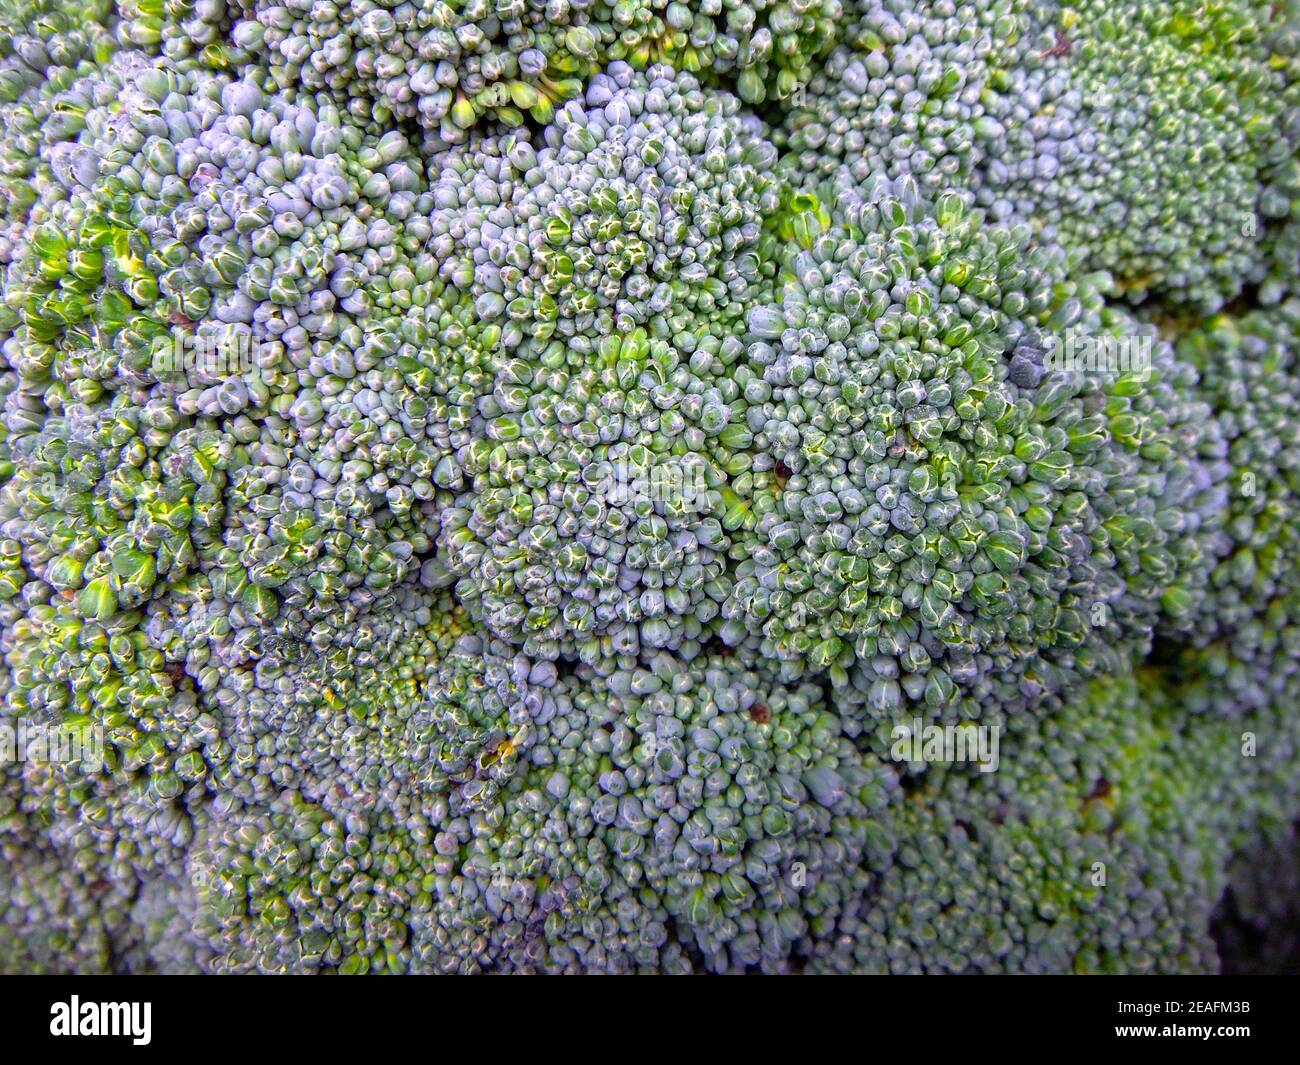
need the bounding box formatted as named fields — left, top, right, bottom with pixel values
left=136, top=0, right=852, bottom=144
left=778, top=1, right=1025, bottom=202
left=1170, top=300, right=1300, bottom=642
left=0, top=0, right=118, bottom=227
left=782, top=1, right=1300, bottom=311
left=723, top=175, right=1217, bottom=732
left=969, top=0, right=1297, bottom=310
left=0, top=53, right=463, bottom=654
left=161, top=643, right=894, bottom=973
left=432, top=65, right=780, bottom=665
left=812, top=640, right=1300, bottom=973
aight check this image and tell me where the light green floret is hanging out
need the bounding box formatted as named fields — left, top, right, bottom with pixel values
left=811, top=643, right=1300, bottom=973
left=1169, top=299, right=1300, bottom=645
left=432, top=66, right=783, bottom=665
left=82, top=0, right=852, bottom=145
left=208, top=0, right=845, bottom=145
left=971, top=0, right=1298, bottom=310
left=724, top=176, right=1219, bottom=732
left=0, top=574, right=473, bottom=975
left=0, top=50, right=491, bottom=971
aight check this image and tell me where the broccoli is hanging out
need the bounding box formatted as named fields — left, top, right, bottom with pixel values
left=724, top=174, right=1217, bottom=733
left=0, top=0, right=1298, bottom=976
left=782, top=1, right=1300, bottom=309
left=432, top=65, right=779, bottom=665
left=812, top=653, right=1300, bottom=974
left=135, top=0, right=847, bottom=142
left=1171, top=300, right=1300, bottom=643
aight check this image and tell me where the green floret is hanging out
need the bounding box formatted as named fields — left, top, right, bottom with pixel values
left=0, top=0, right=117, bottom=227
left=0, top=611, right=198, bottom=974
left=405, top=643, right=895, bottom=973
left=1171, top=299, right=1300, bottom=643
left=137, top=0, right=853, bottom=146
left=0, top=51, right=488, bottom=972
left=114, top=0, right=250, bottom=68
left=970, top=0, right=1298, bottom=310
left=1, top=52, right=463, bottom=655
left=1, top=0, right=1299, bottom=980
left=0, top=843, right=115, bottom=973
left=145, top=644, right=894, bottom=973
left=777, top=1, right=1025, bottom=201
left=812, top=644, right=1300, bottom=973
left=432, top=65, right=782, bottom=665
left=145, top=579, right=471, bottom=815
left=724, top=175, right=1218, bottom=730
left=184, top=791, right=427, bottom=973
left=1254, top=1, right=1300, bottom=304
left=783, top=1, right=1299, bottom=312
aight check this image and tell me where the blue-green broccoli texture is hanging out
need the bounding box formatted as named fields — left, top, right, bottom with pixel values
left=0, top=0, right=1298, bottom=974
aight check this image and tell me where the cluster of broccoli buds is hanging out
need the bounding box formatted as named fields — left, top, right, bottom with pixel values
left=782, top=0, right=1300, bottom=309
left=430, top=65, right=779, bottom=663
left=725, top=177, right=1218, bottom=740
left=119, top=0, right=847, bottom=144
left=1, top=0, right=1299, bottom=975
